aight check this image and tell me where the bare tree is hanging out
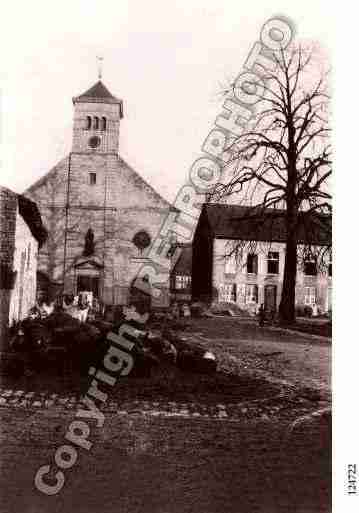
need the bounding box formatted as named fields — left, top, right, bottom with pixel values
left=213, top=44, right=331, bottom=324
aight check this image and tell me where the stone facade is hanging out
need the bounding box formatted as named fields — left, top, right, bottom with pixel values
left=25, top=81, right=171, bottom=307
left=213, top=239, right=332, bottom=315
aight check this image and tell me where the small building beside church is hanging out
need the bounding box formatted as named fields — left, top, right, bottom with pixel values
left=192, top=204, right=332, bottom=314
left=0, top=186, right=47, bottom=345
left=25, top=80, right=172, bottom=309
left=170, top=243, right=192, bottom=303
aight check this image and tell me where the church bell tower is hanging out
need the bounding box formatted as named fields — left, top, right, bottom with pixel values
left=72, top=80, right=124, bottom=154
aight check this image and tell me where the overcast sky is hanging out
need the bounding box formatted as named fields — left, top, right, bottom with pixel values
left=0, top=0, right=333, bottom=203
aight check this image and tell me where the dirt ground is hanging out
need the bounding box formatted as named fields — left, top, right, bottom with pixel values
left=0, top=317, right=331, bottom=513
left=185, top=317, right=331, bottom=397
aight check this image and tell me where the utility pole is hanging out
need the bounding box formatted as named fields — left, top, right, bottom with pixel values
left=62, top=152, right=72, bottom=294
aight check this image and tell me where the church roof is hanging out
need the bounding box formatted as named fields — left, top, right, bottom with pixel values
left=25, top=154, right=173, bottom=212
left=73, top=80, right=122, bottom=106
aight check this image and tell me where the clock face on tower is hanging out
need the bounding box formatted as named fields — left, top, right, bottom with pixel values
left=88, top=135, right=101, bottom=149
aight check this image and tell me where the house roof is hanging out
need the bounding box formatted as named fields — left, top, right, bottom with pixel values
left=201, top=203, right=331, bottom=246
left=172, top=244, right=192, bottom=275
left=73, top=80, right=123, bottom=109
left=17, top=194, right=48, bottom=247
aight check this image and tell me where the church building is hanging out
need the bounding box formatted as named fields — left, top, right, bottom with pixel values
left=25, top=79, right=172, bottom=308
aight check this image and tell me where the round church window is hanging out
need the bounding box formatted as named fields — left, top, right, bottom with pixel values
left=88, top=136, right=101, bottom=149
left=132, top=230, right=151, bottom=251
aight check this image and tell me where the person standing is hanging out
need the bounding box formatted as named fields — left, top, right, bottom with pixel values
left=258, top=303, right=265, bottom=327
left=78, top=294, right=89, bottom=323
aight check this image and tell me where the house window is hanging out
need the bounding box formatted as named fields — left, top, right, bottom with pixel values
left=304, top=257, right=317, bottom=276
left=175, top=275, right=191, bottom=290
left=93, top=116, right=99, bottom=130
left=86, top=116, right=92, bottom=130
left=89, top=173, right=97, bottom=185
left=219, top=283, right=237, bottom=303
left=245, top=284, right=258, bottom=304
left=101, top=117, right=107, bottom=131
left=304, top=286, right=316, bottom=305
left=246, top=253, right=258, bottom=274
left=267, top=251, right=279, bottom=274
left=224, top=253, right=236, bottom=274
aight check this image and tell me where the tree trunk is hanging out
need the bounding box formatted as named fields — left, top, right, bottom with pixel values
left=279, top=110, right=298, bottom=325
left=279, top=226, right=297, bottom=325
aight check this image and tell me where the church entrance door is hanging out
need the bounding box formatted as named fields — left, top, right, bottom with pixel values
left=74, top=256, right=103, bottom=301
left=77, top=275, right=99, bottom=297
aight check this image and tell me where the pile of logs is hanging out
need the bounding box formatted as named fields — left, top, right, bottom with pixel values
left=6, top=312, right=217, bottom=378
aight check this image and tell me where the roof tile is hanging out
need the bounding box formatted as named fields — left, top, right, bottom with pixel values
left=73, top=80, right=122, bottom=106
left=202, top=203, right=331, bottom=246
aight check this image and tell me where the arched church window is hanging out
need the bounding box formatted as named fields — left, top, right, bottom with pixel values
left=94, top=116, right=99, bottom=130
left=101, top=117, right=107, bottom=131
left=86, top=116, right=92, bottom=130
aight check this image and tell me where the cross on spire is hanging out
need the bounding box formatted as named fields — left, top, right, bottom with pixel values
left=96, top=56, right=104, bottom=80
